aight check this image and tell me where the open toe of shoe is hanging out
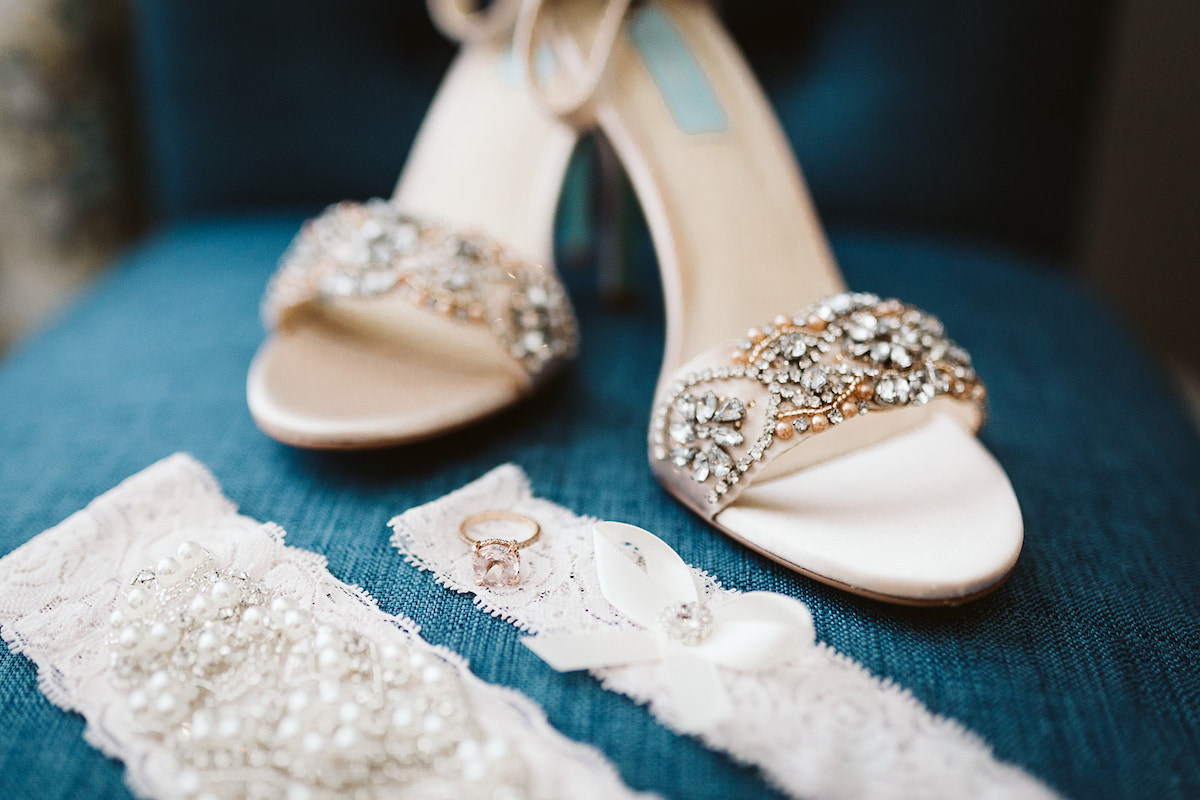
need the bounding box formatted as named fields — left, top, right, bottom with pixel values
left=248, top=202, right=576, bottom=449
left=650, top=293, right=1022, bottom=605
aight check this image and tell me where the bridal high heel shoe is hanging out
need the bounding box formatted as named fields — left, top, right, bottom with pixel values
left=247, top=1, right=579, bottom=449
left=519, top=0, right=1024, bottom=604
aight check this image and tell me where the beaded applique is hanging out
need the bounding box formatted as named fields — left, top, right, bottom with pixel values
left=263, top=199, right=578, bottom=380
left=109, top=539, right=524, bottom=799
left=650, top=292, right=986, bottom=505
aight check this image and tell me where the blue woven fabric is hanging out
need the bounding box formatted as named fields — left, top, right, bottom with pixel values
left=0, top=217, right=1196, bottom=798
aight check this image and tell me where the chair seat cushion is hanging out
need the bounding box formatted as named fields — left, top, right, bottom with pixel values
left=0, top=216, right=1196, bottom=798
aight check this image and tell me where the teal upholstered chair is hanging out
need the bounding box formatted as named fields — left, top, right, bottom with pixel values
left=1, top=2, right=1195, bottom=797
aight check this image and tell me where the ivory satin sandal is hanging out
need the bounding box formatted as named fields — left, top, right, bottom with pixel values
left=520, top=0, right=1024, bottom=605
left=247, top=1, right=579, bottom=449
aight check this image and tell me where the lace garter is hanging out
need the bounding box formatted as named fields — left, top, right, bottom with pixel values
left=0, top=454, right=650, bottom=800
left=389, top=465, right=1058, bottom=800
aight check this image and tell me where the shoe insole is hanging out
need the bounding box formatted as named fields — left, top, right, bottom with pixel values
left=248, top=296, right=527, bottom=448
left=720, top=414, right=1024, bottom=603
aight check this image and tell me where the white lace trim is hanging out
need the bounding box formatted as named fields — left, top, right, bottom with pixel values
left=0, top=454, right=651, bottom=800
left=389, top=464, right=1059, bottom=800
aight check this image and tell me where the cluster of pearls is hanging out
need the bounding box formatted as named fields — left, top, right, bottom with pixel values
left=108, top=540, right=531, bottom=799
left=651, top=293, right=985, bottom=504
left=263, top=199, right=578, bottom=379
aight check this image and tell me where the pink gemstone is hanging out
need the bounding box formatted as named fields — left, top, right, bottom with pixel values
left=472, top=541, right=520, bottom=587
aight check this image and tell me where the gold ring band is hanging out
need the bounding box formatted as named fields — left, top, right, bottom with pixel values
left=459, top=511, right=541, bottom=550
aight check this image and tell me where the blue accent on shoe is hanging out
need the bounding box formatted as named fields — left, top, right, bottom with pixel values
left=499, top=44, right=557, bottom=86
left=628, top=5, right=727, bottom=135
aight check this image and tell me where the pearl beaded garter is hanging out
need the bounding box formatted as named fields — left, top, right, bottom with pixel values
left=0, top=455, right=650, bottom=800
left=389, top=465, right=1059, bottom=800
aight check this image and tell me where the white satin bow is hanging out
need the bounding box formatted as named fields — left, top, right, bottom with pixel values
left=523, top=521, right=816, bottom=732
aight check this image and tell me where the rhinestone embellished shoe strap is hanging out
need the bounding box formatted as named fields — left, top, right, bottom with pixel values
left=649, top=292, right=988, bottom=516
left=262, top=199, right=579, bottom=383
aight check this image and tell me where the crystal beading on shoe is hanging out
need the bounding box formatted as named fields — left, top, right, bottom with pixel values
left=263, top=199, right=578, bottom=381
left=0, top=454, right=650, bottom=800
left=649, top=292, right=987, bottom=510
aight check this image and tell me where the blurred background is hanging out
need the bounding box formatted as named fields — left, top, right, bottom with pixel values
left=0, top=0, right=1196, bottom=415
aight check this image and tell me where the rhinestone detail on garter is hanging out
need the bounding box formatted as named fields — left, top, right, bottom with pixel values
left=651, top=292, right=986, bottom=504
left=657, top=601, right=715, bottom=647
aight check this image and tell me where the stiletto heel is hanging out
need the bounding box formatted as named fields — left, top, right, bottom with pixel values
left=594, top=132, right=638, bottom=307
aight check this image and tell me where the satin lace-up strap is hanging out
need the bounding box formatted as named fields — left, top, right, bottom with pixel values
left=426, top=0, right=523, bottom=42
left=427, top=0, right=640, bottom=128
left=514, top=0, right=635, bottom=127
